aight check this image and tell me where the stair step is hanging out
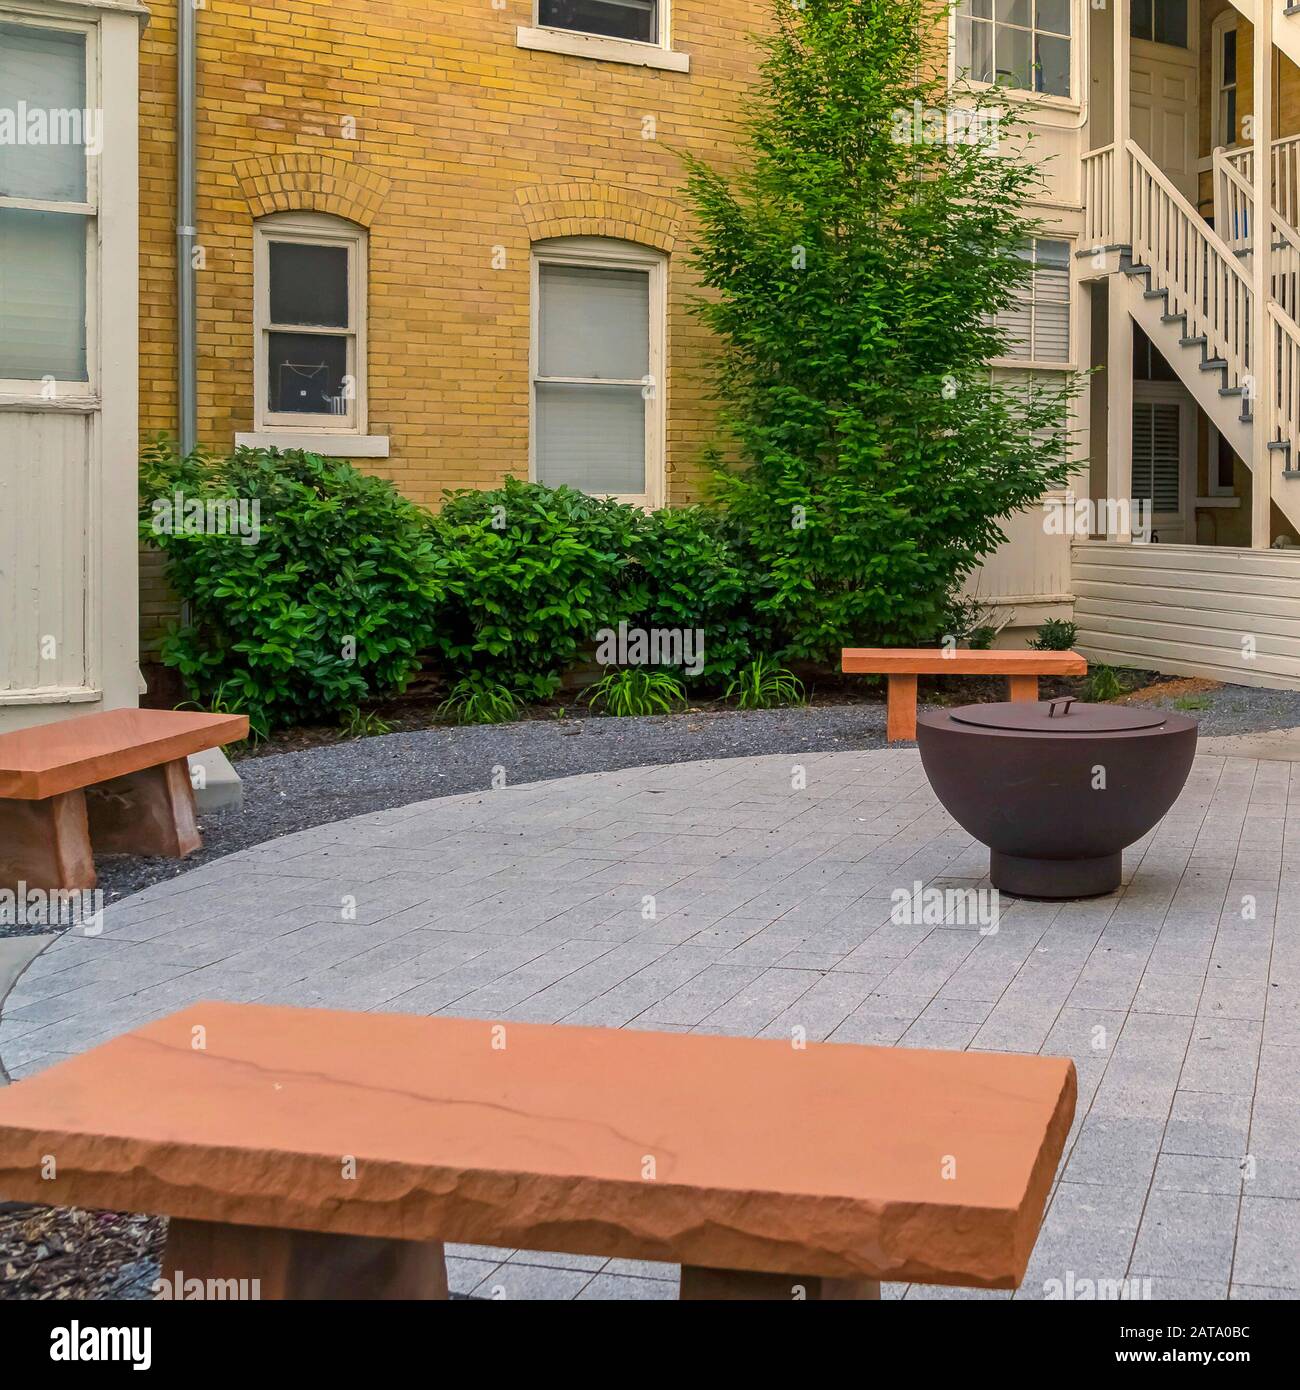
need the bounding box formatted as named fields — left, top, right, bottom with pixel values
left=1122, top=263, right=1151, bottom=277
left=1220, top=386, right=1245, bottom=397
left=1199, top=357, right=1228, bottom=370
left=1143, top=288, right=1167, bottom=301
left=1161, top=313, right=1187, bottom=327
left=1286, top=4, right=1300, bottom=15
left=1283, top=469, right=1300, bottom=479
left=1268, top=440, right=1291, bottom=452
left=1179, top=335, right=1207, bottom=349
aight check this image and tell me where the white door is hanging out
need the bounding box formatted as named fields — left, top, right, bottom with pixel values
left=1129, top=1, right=1199, bottom=206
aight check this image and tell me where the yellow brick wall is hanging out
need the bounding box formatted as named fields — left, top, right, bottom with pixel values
left=139, top=1, right=774, bottom=494
left=139, top=0, right=786, bottom=655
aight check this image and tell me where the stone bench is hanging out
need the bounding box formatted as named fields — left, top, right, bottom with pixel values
left=842, top=646, right=1088, bottom=742
left=0, top=708, right=249, bottom=892
left=0, top=1002, right=1077, bottom=1300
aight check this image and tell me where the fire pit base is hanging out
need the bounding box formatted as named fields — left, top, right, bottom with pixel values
left=992, top=850, right=1121, bottom=900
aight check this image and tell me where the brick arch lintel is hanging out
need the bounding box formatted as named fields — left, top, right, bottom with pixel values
left=515, top=181, right=681, bottom=254
left=233, top=152, right=392, bottom=228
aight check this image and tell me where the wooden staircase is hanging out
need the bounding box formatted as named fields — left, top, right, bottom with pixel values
left=1084, top=139, right=1300, bottom=537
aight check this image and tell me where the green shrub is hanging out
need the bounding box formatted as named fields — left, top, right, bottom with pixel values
left=433, top=477, right=643, bottom=699
left=627, top=506, right=765, bottom=685
left=140, top=440, right=445, bottom=732
left=584, top=668, right=687, bottom=717
left=437, top=674, right=520, bottom=726
left=1084, top=664, right=1124, bottom=702
left=726, top=656, right=806, bottom=709
left=1029, top=618, right=1079, bottom=652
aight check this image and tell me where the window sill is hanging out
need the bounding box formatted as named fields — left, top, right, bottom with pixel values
left=0, top=687, right=102, bottom=708
left=0, top=393, right=99, bottom=413
left=516, top=25, right=690, bottom=73
left=235, top=432, right=390, bottom=459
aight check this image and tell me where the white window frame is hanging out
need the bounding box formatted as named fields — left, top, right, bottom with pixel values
left=950, top=0, right=1078, bottom=109
left=518, top=0, right=689, bottom=73
left=990, top=235, right=1074, bottom=371
left=529, top=237, right=666, bottom=511
left=252, top=211, right=367, bottom=437
left=1211, top=10, right=1239, bottom=151
left=0, top=9, right=99, bottom=399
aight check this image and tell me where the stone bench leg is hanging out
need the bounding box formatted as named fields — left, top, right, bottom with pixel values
left=680, top=1265, right=881, bottom=1300
left=163, top=1218, right=449, bottom=1301
left=886, top=674, right=918, bottom=742
left=0, top=791, right=96, bottom=893
left=85, top=758, right=201, bottom=859
left=1007, top=675, right=1039, bottom=703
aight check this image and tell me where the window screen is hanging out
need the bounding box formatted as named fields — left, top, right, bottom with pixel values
left=538, top=0, right=658, bottom=45
left=535, top=261, right=651, bottom=496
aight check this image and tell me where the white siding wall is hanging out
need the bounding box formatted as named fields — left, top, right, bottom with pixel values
left=0, top=410, right=91, bottom=697
left=1073, top=540, right=1300, bottom=689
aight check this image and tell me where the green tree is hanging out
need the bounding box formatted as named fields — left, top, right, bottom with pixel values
left=684, top=0, right=1082, bottom=661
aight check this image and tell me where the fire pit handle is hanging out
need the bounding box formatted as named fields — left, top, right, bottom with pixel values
left=1047, top=696, right=1076, bottom=718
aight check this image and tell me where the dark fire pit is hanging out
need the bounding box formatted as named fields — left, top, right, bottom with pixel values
left=916, top=696, right=1197, bottom=899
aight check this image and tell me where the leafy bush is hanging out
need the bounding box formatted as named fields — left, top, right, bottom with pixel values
left=584, top=668, right=687, bottom=717
left=140, top=440, right=445, bottom=732
left=437, top=675, right=520, bottom=726
left=1029, top=618, right=1079, bottom=652
left=683, top=0, right=1080, bottom=662
left=432, top=477, right=643, bottom=700
left=726, top=657, right=806, bottom=709
left=627, top=506, right=765, bottom=685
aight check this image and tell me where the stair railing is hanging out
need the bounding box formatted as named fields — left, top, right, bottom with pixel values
left=1082, top=144, right=1116, bottom=248
left=1224, top=132, right=1300, bottom=230
left=1269, top=301, right=1300, bottom=455
left=1127, top=140, right=1253, bottom=392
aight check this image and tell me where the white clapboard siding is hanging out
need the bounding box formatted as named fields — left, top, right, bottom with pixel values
left=0, top=409, right=90, bottom=695
left=1073, top=540, right=1300, bottom=689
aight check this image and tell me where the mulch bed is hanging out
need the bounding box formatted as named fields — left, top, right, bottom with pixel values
left=0, top=1203, right=164, bottom=1301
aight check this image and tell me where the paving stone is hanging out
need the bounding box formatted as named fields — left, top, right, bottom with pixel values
left=1130, top=1190, right=1239, bottom=1281
left=0, top=748, right=1287, bottom=1302
left=1233, top=1197, right=1300, bottom=1288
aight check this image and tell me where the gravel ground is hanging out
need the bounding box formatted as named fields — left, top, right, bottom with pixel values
left=3, top=675, right=1299, bottom=937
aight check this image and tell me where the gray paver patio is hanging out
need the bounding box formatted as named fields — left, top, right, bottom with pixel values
left=1, top=748, right=1297, bottom=1300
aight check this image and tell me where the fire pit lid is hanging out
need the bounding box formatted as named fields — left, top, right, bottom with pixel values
left=949, top=696, right=1169, bottom=733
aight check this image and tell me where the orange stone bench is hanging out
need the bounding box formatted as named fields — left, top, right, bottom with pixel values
left=0, top=1002, right=1077, bottom=1300
left=0, top=708, right=249, bottom=893
left=842, top=647, right=1088, bottom=742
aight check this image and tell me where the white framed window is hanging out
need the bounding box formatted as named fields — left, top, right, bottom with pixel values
left=994, top=237, right=1072, bottom=367
left=0, top=13, right=98, bottom=394
left=955, top=0, right=1072, bottom=99
left=253, top=212, right=366, bottom=436
left=530, top=237, right=666, bottom=510
left=1212, top=12, right=1239, bottom=149
left=518, top=0, right=688, bottom=71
